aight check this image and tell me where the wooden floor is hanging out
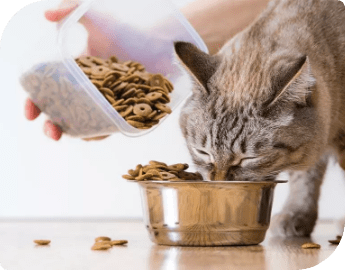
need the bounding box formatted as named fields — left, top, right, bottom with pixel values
left=0, top=220, right=342, bottom=270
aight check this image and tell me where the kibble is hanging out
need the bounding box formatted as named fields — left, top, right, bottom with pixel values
left=95, top=236, right=111, bottom=242
left=328, top=234, right=342, bottom=245
left=76, top=55, right=174, bottom=129
left=301, top=242, right=321, bottom=249
left=110, top=240, right=128, bottom=246
left=34, top=240, right=51, bottom=245
left=91, top=242, right=112, bottom=250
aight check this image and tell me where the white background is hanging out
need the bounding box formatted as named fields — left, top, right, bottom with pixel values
left=0, top=0, right=344, bottom=269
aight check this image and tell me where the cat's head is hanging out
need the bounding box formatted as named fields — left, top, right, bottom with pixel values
left=174, top=41, right=319, bottom=181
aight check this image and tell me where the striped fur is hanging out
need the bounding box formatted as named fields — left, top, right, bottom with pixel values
left=176, top=0, right=345, bottom=236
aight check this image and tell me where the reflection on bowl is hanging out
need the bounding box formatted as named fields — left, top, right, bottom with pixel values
left=138, top=180, right=287, bottom=246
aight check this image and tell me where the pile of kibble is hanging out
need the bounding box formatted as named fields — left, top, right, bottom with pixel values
left=91, top=236, right=128, bottom=250
left=122, top=161, right=203, bottom=181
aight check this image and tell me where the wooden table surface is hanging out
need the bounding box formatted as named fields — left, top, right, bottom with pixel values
left=0, top=219, right=342, bottom=270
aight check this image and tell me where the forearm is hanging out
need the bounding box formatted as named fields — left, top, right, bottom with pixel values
left=180, top=0, right=270, bottom=54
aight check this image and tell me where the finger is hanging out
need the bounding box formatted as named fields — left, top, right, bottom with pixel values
left=25, top=98, right=41, bottom=121
left=45, top=3, right=78, bottom=22
left=44, top=120, right=63, bottom=141
left=82, top=136, right=109, bottom=141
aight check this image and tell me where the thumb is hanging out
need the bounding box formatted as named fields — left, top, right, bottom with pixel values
left=45, top=2, right=78, bottom=22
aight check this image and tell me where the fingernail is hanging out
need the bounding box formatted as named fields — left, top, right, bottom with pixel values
left=44, top=125, right=52, bottom=138
left=44, top=121, right=55, bottom=139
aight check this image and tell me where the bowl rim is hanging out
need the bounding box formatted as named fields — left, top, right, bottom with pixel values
left=134, top=180, right=288, bottom=185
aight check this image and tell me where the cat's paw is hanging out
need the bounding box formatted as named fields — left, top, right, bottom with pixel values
left=269, top=211, right=317, bottom=237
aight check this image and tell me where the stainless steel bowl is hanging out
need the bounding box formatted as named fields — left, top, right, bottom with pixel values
left=138, top=180, right=287, bottom=246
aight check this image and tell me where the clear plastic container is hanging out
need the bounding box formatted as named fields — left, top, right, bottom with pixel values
left=20, top=0, right=207, bottom=138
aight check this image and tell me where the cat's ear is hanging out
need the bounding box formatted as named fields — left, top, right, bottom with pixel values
left=174, top=41, right=220, bottom=92
left=265, top=55, right=315, bottom=108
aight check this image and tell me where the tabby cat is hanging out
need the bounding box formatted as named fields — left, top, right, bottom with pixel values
left=174, top=0, right=345, bottom=237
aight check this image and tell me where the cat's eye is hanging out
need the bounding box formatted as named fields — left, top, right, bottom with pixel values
left=192, top=147, right=214, bottom=164
left=238, top=157, right=258, bottom=167
left=196, top=149, right=209, bottom=156
left=241, top=157, right=257, bottom=161
left=231, top=157, right=256, bottom=167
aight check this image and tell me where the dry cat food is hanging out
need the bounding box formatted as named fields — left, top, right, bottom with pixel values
left=95, top=236, right=111, bottom=242
left=328, top=235, right=342, bottom=245
left=76, top=55, right=174, bottom=129
left=91, top=236, right=128, bottom=250
left=301, top=242, right=321, bottom=249
left=34, top=240, right=51, bottom=245
left=122, top=161, right=203, bottom=181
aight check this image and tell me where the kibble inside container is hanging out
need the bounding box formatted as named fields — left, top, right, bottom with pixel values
left=75, top=56, right=175, bottom=130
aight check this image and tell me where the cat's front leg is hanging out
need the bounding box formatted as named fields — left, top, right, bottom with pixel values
left=270, top=155, right=328, bottom=237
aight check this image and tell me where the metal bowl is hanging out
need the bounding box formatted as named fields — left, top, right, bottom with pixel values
left=138, top=180, right=287, bottom=246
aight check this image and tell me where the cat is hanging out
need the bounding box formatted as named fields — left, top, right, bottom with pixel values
left=174, top=0, right=345, bottom=237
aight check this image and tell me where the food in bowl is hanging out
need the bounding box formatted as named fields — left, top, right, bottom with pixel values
left=122, top=161, right=203, bottom=181
left=123, top=161, right=286, bottom=246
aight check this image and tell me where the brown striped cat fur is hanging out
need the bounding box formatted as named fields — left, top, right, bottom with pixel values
left=175, top=0, right=345, bottom=237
